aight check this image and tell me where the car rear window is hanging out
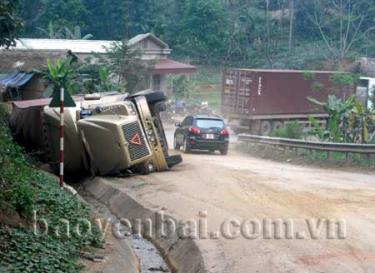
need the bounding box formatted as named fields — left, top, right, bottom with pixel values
left=196, top=119, right=224, bottom=129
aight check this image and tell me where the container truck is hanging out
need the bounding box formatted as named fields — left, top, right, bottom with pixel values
left=221, top=69, right=355, bottom=135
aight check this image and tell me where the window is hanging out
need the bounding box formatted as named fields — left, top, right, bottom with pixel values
left=195, top=119, right=224, bottom=129
left=182, top=117, right=193, bottom=127
left=152, top=74, right=161, bottom=91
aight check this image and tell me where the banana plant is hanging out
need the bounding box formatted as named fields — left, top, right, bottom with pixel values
left=43, top=57, right=78, bottom=94
left=307, top=95, right=356, bottom=142
left=95, top=66, right=118, bottom=92
left=352, top=100, right=369, bottom=143
left=308, top=116, right=330, bottom=140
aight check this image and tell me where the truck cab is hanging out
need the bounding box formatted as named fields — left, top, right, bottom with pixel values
left=12, top=90, right=181, bottom=176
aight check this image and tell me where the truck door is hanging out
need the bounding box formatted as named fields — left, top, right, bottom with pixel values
left=236, top=70, right=252, bottom=116
left=222, top=69, right=238, bottom=114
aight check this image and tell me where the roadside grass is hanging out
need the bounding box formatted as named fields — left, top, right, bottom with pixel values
left=0, top=104, right=103, bottom=273
left=236, top=142, right=375, bottom=171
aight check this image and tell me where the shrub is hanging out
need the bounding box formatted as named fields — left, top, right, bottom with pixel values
left=0, top=105, right=35, bottom=217
left=271, top=122, right=303, bottom=139
left=0, top=104, right=103, bottom=272
left=0, top=227, right=81, bottom=273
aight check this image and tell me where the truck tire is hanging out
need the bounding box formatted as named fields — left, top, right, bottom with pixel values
left=174, top=135, right=180, bottom=150
left=165, top=155, right=183, bottom=168
left=272, top=121, right=283, bottom=131
left=137, top=161, right=154, bottom=175
left=260, top=121, right=272, bottom=136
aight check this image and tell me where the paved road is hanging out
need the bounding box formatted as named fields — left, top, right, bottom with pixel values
left=109, top=128, right=375, bottom=273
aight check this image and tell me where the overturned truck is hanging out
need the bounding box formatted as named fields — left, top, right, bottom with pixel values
left=10, top=90, right=181, bottom=176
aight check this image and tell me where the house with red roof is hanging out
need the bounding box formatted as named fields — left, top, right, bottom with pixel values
left=0, top=33, right=196, bottom=100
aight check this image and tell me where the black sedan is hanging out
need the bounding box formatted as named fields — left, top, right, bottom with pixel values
left=174, top=115, right=229, bottom=155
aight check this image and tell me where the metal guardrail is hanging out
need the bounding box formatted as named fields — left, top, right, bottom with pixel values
left=238, top=134, right=375, bottom=156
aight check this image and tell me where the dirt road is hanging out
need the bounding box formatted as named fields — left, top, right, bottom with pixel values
left=109, top=129, right=375, bottom=273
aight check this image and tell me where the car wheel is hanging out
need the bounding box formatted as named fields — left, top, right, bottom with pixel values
left=174, top=135, right=181, bottom=150
left=220, top=147, right=228, bottom=155
left=182, top=138, right=191, bottom=153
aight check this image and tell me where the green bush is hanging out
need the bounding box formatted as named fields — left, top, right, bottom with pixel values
left=0, top=106, right=35, bottom=217
left=169, top=75, right=195, bottom=100
left=271, top=122, right=303, bottom=139
left=0, top=227, right=81, bottom=273
left=0, top=104, right=103, bottom=272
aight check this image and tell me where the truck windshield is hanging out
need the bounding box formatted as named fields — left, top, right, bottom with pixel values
left=196, top=119, right=224, bottom=129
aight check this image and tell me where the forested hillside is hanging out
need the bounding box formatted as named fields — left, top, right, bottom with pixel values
left=16, top=0, right=375, bottom=68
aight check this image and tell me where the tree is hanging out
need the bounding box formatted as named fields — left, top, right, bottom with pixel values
left=104, top=41, right=151, bottom=93
left=64, top=26, right=93, bottom=40
left=19, top=0, right=89, bottom=38
left=288, top=0, right=294, bottom=51
left=171, top=0, right=229, bottom=61
left=14, top=0, right=375, bottom=67
left=37, top=23, right=93, bottom=40
left=0, top=0, right=22, bottom=48
left=36, top=22, right=64, bottom=39
left=264, top=0, right=272, bottom=66
left=305, top=0, right=375, bottom=67
left=83, top=0, right=125, bottom=40
left=123, top=0, right=158, bottom=38
left=170, top=75, right=195, bottom=100
left=80, top=65, right=123, bottom=93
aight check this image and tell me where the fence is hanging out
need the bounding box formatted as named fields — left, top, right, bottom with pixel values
left=238, top=134, right=375, bottom=161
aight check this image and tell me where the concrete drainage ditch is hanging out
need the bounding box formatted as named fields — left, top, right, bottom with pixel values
left=81, top=177, right=207, bottom=273
left=81, top=191, right=171, bottom=273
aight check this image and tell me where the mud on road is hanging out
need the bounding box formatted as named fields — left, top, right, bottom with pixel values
left=106, top=128, right=375, bottom=273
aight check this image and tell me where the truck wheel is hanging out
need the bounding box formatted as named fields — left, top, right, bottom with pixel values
left=137, top=161, right=154, bottom=175
left=182, top=138, right=191, bottom=153
left=272, top=121, right=283, bottom=131
left=260, top=121, right=272, bottom=136
left=174, top=135, right=180, bottom=150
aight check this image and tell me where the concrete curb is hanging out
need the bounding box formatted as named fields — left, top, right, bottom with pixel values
left=61, top=182, right=140, bottom=273
left=83, top=177, right=207, bottom=273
